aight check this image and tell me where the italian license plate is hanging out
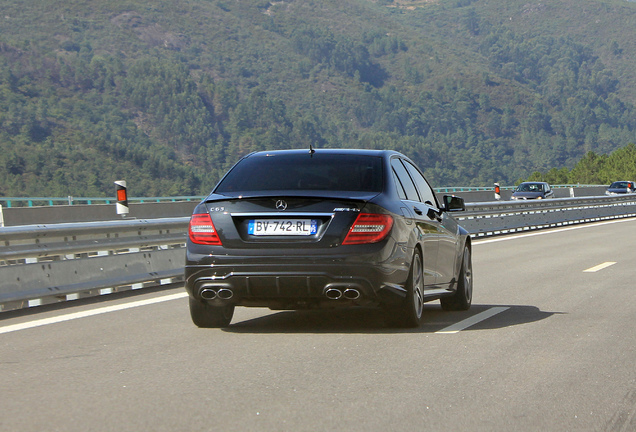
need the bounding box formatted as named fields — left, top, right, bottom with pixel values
left=248, top=219, right=318, bottom=236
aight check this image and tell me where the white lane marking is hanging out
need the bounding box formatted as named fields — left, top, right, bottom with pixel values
left=436, top=307, right=510, bottom=334
left=0, top=292, right=188, bottom=335
left=473, top=218, right=636, bottom=245
left=584, top=262, right=617, bottom=273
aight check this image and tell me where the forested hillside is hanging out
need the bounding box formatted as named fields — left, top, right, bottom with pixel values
left=527, top=143, right=636, bottom=185
left=1, top=0, right=635, bottom=196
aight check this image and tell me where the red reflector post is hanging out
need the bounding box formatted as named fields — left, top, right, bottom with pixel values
left=189, top=213, right=222, bottom=245
left=342, top=213, right=393, bottom=245
left=114, top=180, right=129, bottom=216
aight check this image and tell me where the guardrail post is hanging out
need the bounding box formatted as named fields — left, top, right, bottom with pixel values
left=0, top=205, right=3, bottom=227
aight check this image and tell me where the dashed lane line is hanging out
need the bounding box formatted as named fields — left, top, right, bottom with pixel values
left=583, top=262, right=617, bottom=273
left=436, top=307, right=510, bottom=334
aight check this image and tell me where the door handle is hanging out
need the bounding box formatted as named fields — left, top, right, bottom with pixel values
left=413, top=207, right=423, bottom=215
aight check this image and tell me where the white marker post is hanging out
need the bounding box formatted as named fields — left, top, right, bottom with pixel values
left=114, top=180, right=129, bottom=216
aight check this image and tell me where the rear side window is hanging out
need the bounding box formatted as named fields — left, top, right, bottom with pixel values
left=391, top=159, right=419, bottom=201
left=403, top=160, right=437, bottom=207
left=392, top=169, right=407, bottom=200
left=215, top=153, right=384, bottom=193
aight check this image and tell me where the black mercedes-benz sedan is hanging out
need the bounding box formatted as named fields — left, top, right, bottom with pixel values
left=185, top=149, right=472, bottom=328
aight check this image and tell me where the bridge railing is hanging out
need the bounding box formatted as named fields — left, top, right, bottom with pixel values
left=1, top=194, right=635, bottom=312
left=0, top=185, right=606, bottom=207
left=0, top=196, right=203, bottom=208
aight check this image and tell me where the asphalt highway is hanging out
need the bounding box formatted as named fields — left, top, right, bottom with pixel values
left=2, top=218, right=636, bottom=431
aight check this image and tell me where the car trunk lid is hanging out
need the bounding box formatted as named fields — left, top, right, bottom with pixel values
left=201, top=194, right=375, bottom=249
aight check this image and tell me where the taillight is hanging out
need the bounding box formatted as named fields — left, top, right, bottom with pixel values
left=342, top=213, right=393, bottom=245
left=188, top=213, right=222, bottom=245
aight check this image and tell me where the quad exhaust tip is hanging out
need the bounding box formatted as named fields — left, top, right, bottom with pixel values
left=200, top=287, right=234, bottom=301
left=201, top=284, right=360, bottom=302
left=324, top=287, right=361, bottom=300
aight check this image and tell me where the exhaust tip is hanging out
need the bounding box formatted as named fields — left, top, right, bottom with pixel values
left=200, top=288, right=217, bottom=300
left=216, top=288, right=234, bottom=300
left=325, top=288, right=342, bottom=300
left=343, top=288, right=361, bottom=300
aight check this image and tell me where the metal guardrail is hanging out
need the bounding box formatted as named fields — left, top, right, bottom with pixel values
left=458, top=194, right=636, bottom=236
left=434, top=184, right=602, bottom=193
left=1, top=194, right=635, bottom=312
left=0, top=218, right=189, bottom=311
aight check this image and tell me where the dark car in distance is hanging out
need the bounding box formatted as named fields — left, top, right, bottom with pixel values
left=185, top=149, right=472, bottom=328
left=605, top=181, right=635, bottom=196
left=510, top=181, right=554, bottom=200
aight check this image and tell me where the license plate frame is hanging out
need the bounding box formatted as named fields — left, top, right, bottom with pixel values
left=248, top=219, right=318, bottom=236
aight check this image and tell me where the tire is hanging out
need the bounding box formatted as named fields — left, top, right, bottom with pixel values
left=189, top=297, right=235, bottom=328
left=440, top=245, right=472, bottom=311
left=385, top=249, right=425, bottom=328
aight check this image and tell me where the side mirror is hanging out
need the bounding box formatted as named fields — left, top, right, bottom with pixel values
left=443, top=195, right=465, bottom=212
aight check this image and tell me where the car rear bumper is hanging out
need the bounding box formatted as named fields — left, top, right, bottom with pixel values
left=185, top=250, right=411, bottom=309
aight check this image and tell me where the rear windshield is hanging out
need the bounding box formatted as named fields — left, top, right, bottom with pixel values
left=215, top=153, right=384, bottom=193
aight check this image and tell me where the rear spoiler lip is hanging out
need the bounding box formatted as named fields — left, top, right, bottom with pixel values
left=203, top=190, right=380, bottom=202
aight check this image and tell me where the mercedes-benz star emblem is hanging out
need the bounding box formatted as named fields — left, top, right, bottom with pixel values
left=275, top=200, right=288, bottom=210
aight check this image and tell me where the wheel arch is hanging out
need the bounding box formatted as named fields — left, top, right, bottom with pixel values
left=454, top=232, right=471, bottom=284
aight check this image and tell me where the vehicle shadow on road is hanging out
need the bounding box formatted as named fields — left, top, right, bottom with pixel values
left=223, top=304, right=561, bottom=334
